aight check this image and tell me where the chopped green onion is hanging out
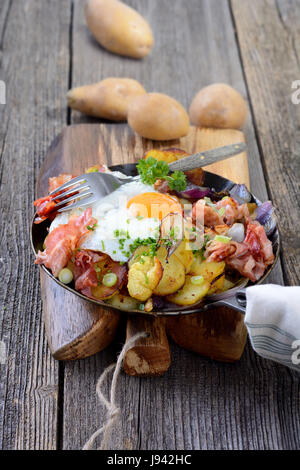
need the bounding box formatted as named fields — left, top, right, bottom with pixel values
left=87, top=223, right=97, bottom=231
left=191, top=275, right=204, bottom=286
left=101, top=240, right=105, bottom=251
left=214, top=235, right=231, bottom=244
left=58, top=268, right=73, bottom=284
left=102, top=273, right=117, bottom=287
left=218, top=207, right=225, bottom=216
left=204, top=197, right=215, bottom=208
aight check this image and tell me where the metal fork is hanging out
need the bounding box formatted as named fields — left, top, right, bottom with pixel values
left=49, top=142, right=246, bottom=213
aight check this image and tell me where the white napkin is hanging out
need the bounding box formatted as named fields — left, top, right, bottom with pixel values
left=245, top=285, right=300, bottom=371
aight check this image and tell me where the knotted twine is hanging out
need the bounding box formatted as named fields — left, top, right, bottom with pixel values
left=83, top=331, right=148, bottom=450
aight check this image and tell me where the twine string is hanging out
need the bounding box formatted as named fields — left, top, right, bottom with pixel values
left=83, top=331, right=148, bottom=450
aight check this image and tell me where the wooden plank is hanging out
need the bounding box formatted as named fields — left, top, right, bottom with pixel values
left=60, top=0, right=290, bottom=450
left=231, top=0, right=300, bottom=287
left=0, top=0, right=71, bottom=449
left=230, top=0, right=300, bottom=448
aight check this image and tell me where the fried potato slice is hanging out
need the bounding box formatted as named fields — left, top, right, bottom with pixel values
left=127, top=255, right=163, bottom=301
left=153, top=247, right=185, bottom=296
left=143, top=148, right=189, bottom=164
left=106, top=293, right=141, bottom=311
left=222, top=278, right=235, bottom=291
left=91, top=257, right=127, bottom=300
left=128, top=245, right=151, bottom=268
left=207, top=274, right=225, bottom=295
left=173, top=240, right=194, bottom=273
left=189, top=259, right=225, bottom=282
left=184, top=167, right=204, bottom=186
left=167, top=275, right=210, bottom=306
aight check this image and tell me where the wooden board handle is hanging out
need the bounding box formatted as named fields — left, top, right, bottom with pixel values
left=123, top=316, right=171, bottom=376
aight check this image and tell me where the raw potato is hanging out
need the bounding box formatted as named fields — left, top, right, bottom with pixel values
left=127, top=93, right=190, bottom=141
left=106, top=293, right=141, bottom=311
left=189, top=83, right=248, bottom=129
left=173, top=241, right=194, bottom=273
left=189, top=259, right=225, bottom=282
left=153, top=247, right=185, bottom=296
left=167, top=276, right=210, bottom=306
left=67, top=78, right=146, bottom=120
left=85, top=0, right=154, bottom=59
left=127, top=255, right=163, bottom=301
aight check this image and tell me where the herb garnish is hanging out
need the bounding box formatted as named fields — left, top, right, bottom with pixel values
left=137, top=157, right=187, bottom=191
left=87, top=223, right=97, bottom=231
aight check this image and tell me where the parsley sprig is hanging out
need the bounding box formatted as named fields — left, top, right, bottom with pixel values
left=137, top=157, right=187, bottom=192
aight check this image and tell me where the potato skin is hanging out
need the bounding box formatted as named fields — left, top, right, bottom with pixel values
left=153, top=247, right=185, bottom=296
left=189, top=83, right=247, bottom=129
left=85, top=0, right=154, bottom=59
left=128, top=93, right=190, bottom=141
left=67, top=78, right=146, bottom=120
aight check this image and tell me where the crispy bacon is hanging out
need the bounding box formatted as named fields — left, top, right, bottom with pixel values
left=74, top=250, right=104, bottom=298
left=34, top=174, right=75, bottom=224
left=205, top=219, right=274, bottom=282
left=215, top=197, right=249, bottom=226
left=192, top=201, right=223, bottom=228
left=74, top=250, right=127, bottom=300
left=244, top=218, right=274, bottom=266
left=35, top=208, right=97, bottom=277
left=48, top=174, right=75, bottom=193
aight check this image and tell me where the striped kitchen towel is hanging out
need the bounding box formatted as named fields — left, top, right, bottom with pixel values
left=245, top=285, right=300, bottom=371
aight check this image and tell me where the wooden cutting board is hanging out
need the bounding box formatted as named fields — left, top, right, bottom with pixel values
left=36, top=123, right=249, bottom=373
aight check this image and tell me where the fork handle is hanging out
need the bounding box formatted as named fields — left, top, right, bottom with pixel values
left=168, top=142, right=246, bottom=172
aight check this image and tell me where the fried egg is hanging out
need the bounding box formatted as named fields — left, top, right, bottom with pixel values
left=49, top=181, right=182, bottom=262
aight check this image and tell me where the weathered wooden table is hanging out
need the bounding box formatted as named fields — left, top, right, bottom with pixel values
left=0, top=0, right=299, bottom=450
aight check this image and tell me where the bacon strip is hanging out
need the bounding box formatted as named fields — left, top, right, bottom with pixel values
left=74, top=250, right=104, bottom=298
left=33, top=174, right=75, bottom=224
left=35, top=208, right=97, bottom=277
left=215, top=197, right=249, bottom=226
left=74, top=250, right=127, bottom=301
left=205, top=219, right=274, bottom=282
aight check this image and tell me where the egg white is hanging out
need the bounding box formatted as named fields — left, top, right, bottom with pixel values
left=49, top=181, right=161, bottom=262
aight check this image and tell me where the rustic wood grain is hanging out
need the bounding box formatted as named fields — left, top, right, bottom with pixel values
left=231, top=0, right=300, bottom=287
left=124, top=317, right=171, bottom=376
left=60, top=0, right=295, bottom=451
left=0, top=0, right=71, bottom=449
left=166, top=308, right=247, bottom=363
left=1, top=0, right=299, bottom=452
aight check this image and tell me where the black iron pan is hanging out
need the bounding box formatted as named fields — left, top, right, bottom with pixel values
left=30, top=164, right=280, bottom=317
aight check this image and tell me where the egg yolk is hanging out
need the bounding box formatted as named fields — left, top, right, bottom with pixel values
left=127, top=192, right=182, bottom=220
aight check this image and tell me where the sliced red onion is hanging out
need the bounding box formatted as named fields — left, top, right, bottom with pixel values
left=175, top=184, right=211, bottom=200
left=151, top=295, right=165, bottom=310
left=256, top=201, right=276, bottom=236
left=227, top=223, right=245, bottom=243
left=229, top=184, right=252, bottom=204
